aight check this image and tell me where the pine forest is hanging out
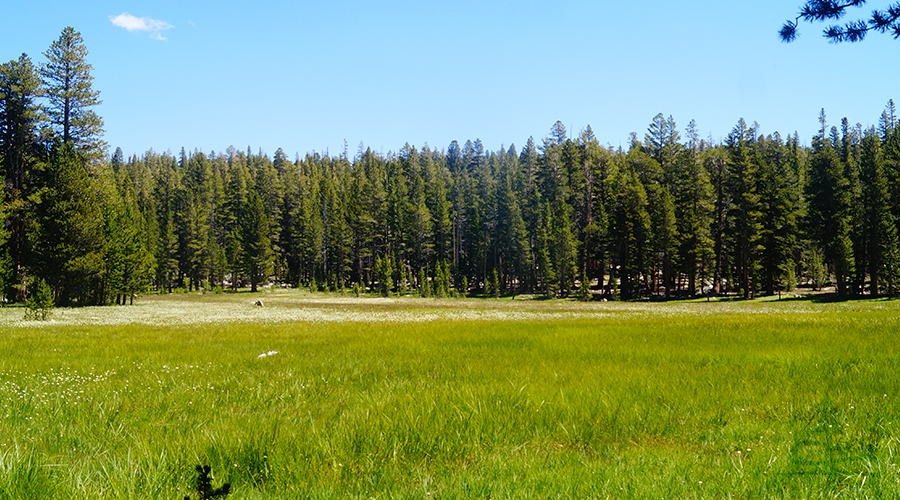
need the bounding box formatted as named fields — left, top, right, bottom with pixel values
left=3, top=27, right=900, bottom=306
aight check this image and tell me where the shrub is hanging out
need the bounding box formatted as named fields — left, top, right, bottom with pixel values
left=24, top=278, right=54, bottom=321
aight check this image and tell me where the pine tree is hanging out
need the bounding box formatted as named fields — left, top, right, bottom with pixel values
left=860, top=129, right=900, bottom=295
left=0, top=53, right=44, bottom=192
left=177, top=152, right=215, bottom=290
left=806, top=111, right=855, bottom=297
left=495, top=152, right=530, bottom=294
left=613, top=168, right=651, bottom=300
left=153, top=154, right=181, bottom=292
left=0, top=53, right=43, bottom=300
left=725, top=119, right=762, bottom=298
left=223, top=158, right=249, bottom=289
left=756, top=133, right=800, bottom=296
left=488, top=268, right=500, bottom=298
left=324, top=157, right=352, bottom=289
left=535, top=203, right=558, bottom=298
left=374, top=254, right=393, bottom=297
left=28, top=141, right=106, bottom=305
left=705, top=147, right=730, bottom=295
left=347, top=153, right=375, bottom=286
left=41, top=27, right=105, bottom=159
left=104, top=165, right=154, bottom=304
left=241, top=190, right=273, bottom=292
left=418, top=267, right=431, bottom=297
left=780, top=1, right=900, bottom=43
left=672, top=126, right=714, bottom=297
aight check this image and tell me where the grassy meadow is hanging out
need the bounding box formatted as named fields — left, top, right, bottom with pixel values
left=1, top=290, right=899, bottom=498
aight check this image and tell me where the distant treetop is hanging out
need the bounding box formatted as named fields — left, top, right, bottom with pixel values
left=781, top=0, right=900, bottom=43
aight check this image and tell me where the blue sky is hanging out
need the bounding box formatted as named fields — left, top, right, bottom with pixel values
left=2, top=1, right=898, bottom=159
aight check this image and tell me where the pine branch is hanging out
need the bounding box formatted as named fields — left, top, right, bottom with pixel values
left=782, top=0, right=900, bottom=42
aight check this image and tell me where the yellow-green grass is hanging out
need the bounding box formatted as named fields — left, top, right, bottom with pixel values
left=1, top=292, right=899, bottom=498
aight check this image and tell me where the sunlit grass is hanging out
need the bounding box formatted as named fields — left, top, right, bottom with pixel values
left=1, top=292, right=899, bottom=498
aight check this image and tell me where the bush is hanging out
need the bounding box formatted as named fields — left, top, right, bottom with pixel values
left=577, top=276, right=592, bottom=302
left=24, top=278, right=54, bottom=321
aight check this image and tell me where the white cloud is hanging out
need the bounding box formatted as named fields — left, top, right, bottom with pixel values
left=110, top=13, right=173, bottom=39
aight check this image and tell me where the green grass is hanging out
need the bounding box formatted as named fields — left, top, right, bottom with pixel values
left=0, top=291, right=899, bottom=498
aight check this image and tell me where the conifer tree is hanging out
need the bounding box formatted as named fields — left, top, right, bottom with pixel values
left=375, top=254, right=393, bottom=297
left=860, top=129, right=900, bottom=295
left=241, top=190, right=273, bottom=292
left=0, top=54, right=43, bottom=299
left=672, top=126, right=714, bottom=296
left=756, top=133, right=800, bottom=296
left=613, top=168, right=651, bottom=299
left=28, top=141, right=106, bottom=305
left=806, top=111, right=856, bottom=297
left=153, top=155, right=181, bottom=291
left=104, top=165, right=154, bottom=304
left=725, top=119, right=763, bottom=298
left=41, top=27, right=105, bottom=159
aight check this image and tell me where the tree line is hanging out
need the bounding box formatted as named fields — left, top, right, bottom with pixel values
left=2, top=28, right=900, bottom=305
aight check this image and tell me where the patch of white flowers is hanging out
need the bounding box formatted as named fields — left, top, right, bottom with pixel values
left=0, top=293, right=896, bottom=328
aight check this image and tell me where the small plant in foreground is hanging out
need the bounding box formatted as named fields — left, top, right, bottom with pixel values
left=24, top=277, right=53, bottom=321
left=488, top=269, right=500, bottom=298
left=184, top=465, right=230, bottom=500
left=577, top=275, right=592, bottom=301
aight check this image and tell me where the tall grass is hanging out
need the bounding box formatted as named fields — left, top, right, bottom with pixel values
left=0, top=293, right=898, bottom=497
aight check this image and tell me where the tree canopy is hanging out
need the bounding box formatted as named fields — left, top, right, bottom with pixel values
left=2, top=28, right=900, bottom=305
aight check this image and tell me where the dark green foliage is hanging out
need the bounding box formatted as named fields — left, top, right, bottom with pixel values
left=374, top=254, right=393, bottom=297
left=24, top=276, right=53, bottom=320
left=0, top=53, right=43, bottom=300
left=612, top=166, right=651, bottom=299
left=806, top=112, right=856, bottom=297
left=488, top=268, right=500, bottom=298
left=104, top=163, right=155, bottom=304
left=725, top=119, right=763, bottom=298
left=859, top=129, right=900, bottom=295
left=4, top=29, right=900, bottom=303
left=28, top=141, right=106, bottom=305
left=41, top=27, right=105, bottom=159
left=577, top=274, right=592, bottom=301
left=756, top=133, right=800, bottom=296
left=781, top=1, right=900, bottom=43
left=185, top=465, right=230, bottom=500
left=241, top=190, right=273, bottom=293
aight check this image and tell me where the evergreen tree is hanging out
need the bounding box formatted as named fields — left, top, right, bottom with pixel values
left=0, top=54, right=43, bottom=300
left=104, top=165, right=154, bottom=304
left=28, top=141, right=106, bottom=305
left=706, top=147, right=730, bottom=294
left=374, top=254, right=393, bottom=297
left=671, top=126, right=715, bottom=297
left=495, top=152, right=530, bottom=293
left=806, top=111, right=855, bottom=297
left=859, top=129, right=900, bottom=295
left=153, top=154, right=181, bottom=291
left=756, top=133, right=800, bottom=296
left=725, top=119, right=762, bottom=298
left=241, top=190, right=273, bottom=292
left=41, top=27, right=105, bottom=159
left=223, top=157, right=249, bottom=289
left=177, top=152, right=215, bottom=290
left=613, top=168, right=651, bottom=299
left=534, top=203, right=557, bottom=297
left=347, top=151, right=375, bottom=286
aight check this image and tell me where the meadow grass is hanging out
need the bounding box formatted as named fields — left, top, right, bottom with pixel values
left=0, top=291, right=899, bottom=498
